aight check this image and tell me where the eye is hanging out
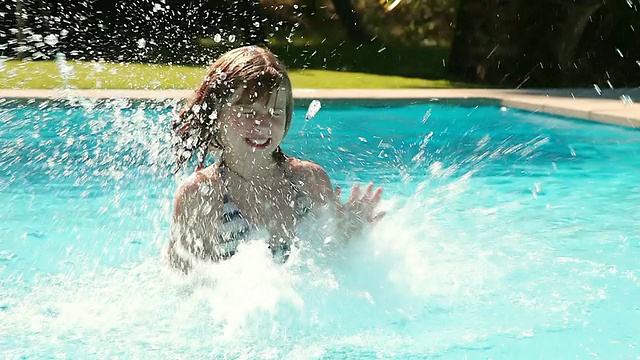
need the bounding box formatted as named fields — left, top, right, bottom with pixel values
left=235, top=106, right=254, bottom=116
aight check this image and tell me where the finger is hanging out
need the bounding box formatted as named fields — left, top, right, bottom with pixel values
left=334, top=186, right=345, bottom=211
left=364, top=182, right=374, bottom=200
left=363, top=187, right=382, bottom=222
left=347, top=184, right=361, bottom=205
left=362, top=186, right=382, bottom=215
left=370, top=187, right=383, bottom=205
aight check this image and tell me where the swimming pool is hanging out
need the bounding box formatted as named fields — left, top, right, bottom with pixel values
left=1, top=97, right=639, bottom=358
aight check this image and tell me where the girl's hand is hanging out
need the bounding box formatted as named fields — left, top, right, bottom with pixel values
left=334, top=183, right=386, bottom=236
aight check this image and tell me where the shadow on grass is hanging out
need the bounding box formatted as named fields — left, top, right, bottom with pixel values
left=269, top=43, right=452, bottom=80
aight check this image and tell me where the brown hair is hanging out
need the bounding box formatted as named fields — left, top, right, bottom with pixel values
left=172, top=45, right=294, bottom=171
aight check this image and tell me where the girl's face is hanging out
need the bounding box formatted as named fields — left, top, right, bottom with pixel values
left=218, top=86, right=288, bottom=161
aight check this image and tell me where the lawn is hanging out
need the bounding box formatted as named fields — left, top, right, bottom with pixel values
left=0, top=59, right=466, bottom=90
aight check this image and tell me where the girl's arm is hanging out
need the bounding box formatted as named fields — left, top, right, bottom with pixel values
left=166, top=172, right=223, bottom=272
left=293, top=160, right=385, bottom=239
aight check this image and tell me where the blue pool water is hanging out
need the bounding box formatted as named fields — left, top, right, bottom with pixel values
left=1, top=97, right=639, bottom=358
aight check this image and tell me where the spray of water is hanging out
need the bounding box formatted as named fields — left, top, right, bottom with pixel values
left=1, top=0, right=639, bottom=356
left=1, top=99, right=623, bottom=358
left=305, top=100, right=322, bottom=120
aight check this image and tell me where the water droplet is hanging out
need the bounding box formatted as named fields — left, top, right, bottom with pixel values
left=620, top=94, right=634, bottom=105
left=593, top=84, right=602, bottom=95
left=201, top=202, right=213, bottom=215
left=92, top=62, right=104, bottom=72
left=44, top=34, right=58, bottom=46
left=29, top=34, right=43, bottom=43
left=0, top=250, right=17, bottom=262
left=305, top=100, right=322, bottom=120
left=213, top=34, right=222, bottom=43
left=55, top=53, right=75, bottom=81
left=137, top=38, right=146, bottom=48
left=422, top=109, right=432, bottom=123
left=228, top=35, right=236, bottom=43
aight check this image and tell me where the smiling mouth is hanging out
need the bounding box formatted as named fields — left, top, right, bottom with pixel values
left=244, top=137, right=272, bottom=149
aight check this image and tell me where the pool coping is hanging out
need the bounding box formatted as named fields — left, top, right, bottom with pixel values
left=1, top=88, right=639, bottom=129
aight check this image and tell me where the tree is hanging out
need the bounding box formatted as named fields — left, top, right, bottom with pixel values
left=353, top=0, right=457, bottom=46
left=448, top=0, right=640, bottom=87
left=327, top=0, right=371, bottom=42
left=15, top=0, right=26, bottom=60
left=1, top=0, right=267, bottom=64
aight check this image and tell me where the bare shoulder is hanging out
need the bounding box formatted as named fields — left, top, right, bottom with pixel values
left=288, top=157, right=333, bottom=202
left=289, top=158, right=330, bottom=182
left=173, top=166, right=223, bottom=214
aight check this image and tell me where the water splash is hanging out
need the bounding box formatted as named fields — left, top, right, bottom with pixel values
left=620, top=94, right=634, bottom=105
left=43, top=34, right=59, bottom=47
left=55, top=53, right=76, bottom=88
left=0, top=170, right=615, bottom=357
left=305, top=99, right=322, bottom=120
left=1, top=101, right=639, bottom=358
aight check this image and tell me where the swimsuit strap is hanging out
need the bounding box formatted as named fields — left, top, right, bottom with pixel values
left=214, top=157, right=309, bottom=261
left=215, top=159, right=251, bottom=258
left=282, top=160, right=312, bottom=219
left=219, top=157, right=311, bottom=219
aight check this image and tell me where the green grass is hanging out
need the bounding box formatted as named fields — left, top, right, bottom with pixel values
left=291, top=69, right=458, bottom=88
left=0, top=58, right=467, bottom=90
left=270, top=43, right=453, bottom=80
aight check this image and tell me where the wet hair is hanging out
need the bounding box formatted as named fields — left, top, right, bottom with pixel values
left=172, top=45, right=294, bottom=171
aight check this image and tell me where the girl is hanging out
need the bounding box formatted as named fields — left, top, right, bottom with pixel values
left=166, top=45, right=384, bottom=272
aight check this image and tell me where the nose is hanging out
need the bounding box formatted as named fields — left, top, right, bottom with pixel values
left=249, top=117, right=271, bottom=137
left=252, top=117, right=270, bottom=128
left=251, top=109, right=274, bottom=126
